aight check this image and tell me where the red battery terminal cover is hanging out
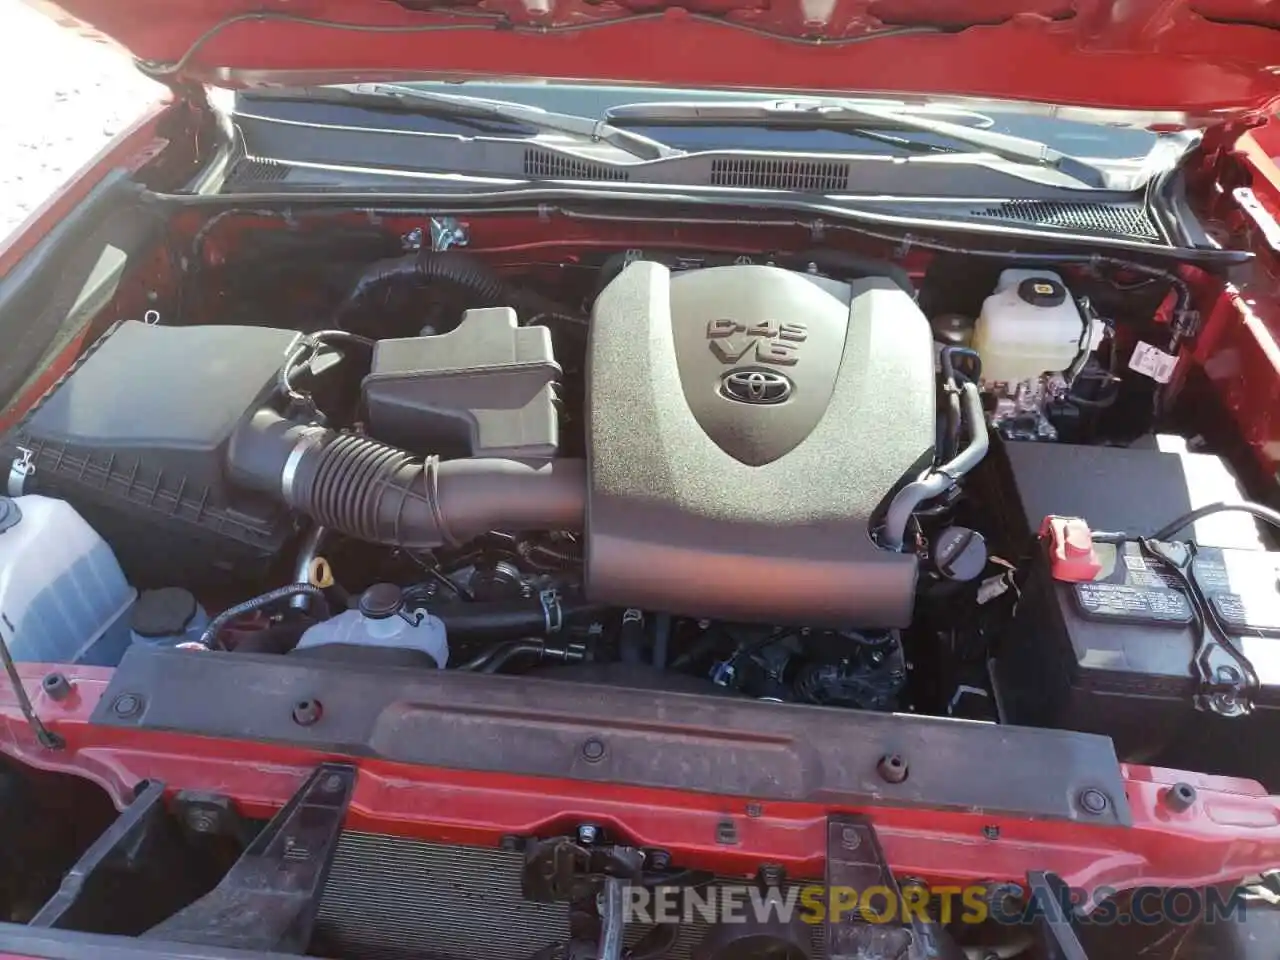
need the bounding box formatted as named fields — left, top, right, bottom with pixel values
left=1039, top=515, right=1104, bottom=582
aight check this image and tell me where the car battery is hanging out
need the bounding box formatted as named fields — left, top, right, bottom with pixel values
left=996, top=537, right=1280, bottom=760
left=986, top=438, right=1280, bottom=767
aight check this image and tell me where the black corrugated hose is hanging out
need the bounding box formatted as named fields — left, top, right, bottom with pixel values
left=334, top=250, right=575, bottom=331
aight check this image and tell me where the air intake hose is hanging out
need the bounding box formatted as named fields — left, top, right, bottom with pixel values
left=337, top=251, right=510, bottom=322
left=228, top=410, right=586, bottom=548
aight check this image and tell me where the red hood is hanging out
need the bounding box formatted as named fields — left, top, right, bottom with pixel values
left=25, top=0, right=1280, bottom=124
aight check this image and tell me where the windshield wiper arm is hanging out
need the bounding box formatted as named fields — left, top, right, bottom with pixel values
left=348, top=84, right=681, bottom=162
left=604, top=98, right=1109, bottom=187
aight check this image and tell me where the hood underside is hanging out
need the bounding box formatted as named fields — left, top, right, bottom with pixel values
left=26, top=0, right=1280, bottom=122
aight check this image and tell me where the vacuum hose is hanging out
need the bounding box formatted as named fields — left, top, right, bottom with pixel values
left=228, top=410, right=586, bottom=549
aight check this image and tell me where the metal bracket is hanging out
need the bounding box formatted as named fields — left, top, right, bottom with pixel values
left=428, top=216, right=469, bottom=252
left=826, top=815, right=916, bottom=960
left=522, top=836, right=645, bottom=904
left=541, top=589, right=563, bottom=634
left=1025, top=872, right=1090, bottom=960
left=143, top=762, right=356, bottom=953
left=8, top=446, right=34, bottom=496
left=31, top=780, right=168, bottom=927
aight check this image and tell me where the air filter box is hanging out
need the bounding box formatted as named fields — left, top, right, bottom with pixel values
left=2, top=320, right=303, bottom=587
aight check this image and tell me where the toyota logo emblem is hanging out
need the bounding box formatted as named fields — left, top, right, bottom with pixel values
left=721, top=369, right=793, bottom=405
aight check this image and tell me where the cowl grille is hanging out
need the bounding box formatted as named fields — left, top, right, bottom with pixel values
left=971, top=199, right=1159, bottom=240
left=710, top=157, right=850, bottom=191
left=225, top=157, right=291, bottom=185
left=523, top=148, right=630, bottom=181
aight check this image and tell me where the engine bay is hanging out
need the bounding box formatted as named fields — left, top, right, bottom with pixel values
left=3, top=209, right=1278, bottom=786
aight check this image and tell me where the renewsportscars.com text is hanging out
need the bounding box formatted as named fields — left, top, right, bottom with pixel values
left=623, top=884, right=1245, bottom=927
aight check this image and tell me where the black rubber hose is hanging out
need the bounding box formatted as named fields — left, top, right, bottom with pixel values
left=620, top=610, right=646, bottom=665
left=479, top=640, right=546, bottom=673
left=437, top=597, right=607, bottom=640
left=938, top=347, right=981, bottom=462
left=336, top=250, right=510, bottom=325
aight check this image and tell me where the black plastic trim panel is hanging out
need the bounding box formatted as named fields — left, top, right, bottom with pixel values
left=92, top=646, right=1130, bottom=825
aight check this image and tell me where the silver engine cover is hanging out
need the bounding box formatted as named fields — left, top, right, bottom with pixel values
left=584, top=262, right=936, bottom=627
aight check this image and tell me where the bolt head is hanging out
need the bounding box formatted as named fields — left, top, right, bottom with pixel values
left=42, top=673, right=72, bottom=702
left=1079, top=788, right=1110, bottom=815
left=1165, top=782, right=1197, bottom=812
left=581, top=737, right=606, bottom=762
left=111, top=694, right=142, bottom=718
left=291, top=699, right=322, bottom=726
left=877, top=753, right=908, bottom=784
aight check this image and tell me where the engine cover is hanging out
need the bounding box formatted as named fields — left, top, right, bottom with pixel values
left=585, top=262, right=935, bottom=627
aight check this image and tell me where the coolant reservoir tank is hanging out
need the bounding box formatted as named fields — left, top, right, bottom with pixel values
left=295, top=583, right=449, bottom=667
left=974, top=269, right=1086, bottom=383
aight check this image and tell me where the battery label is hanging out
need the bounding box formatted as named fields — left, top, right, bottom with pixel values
left=1075, top=581, right=1193, bottom=624
left=1117, top=552, right=1183, bottom=590
left=1072, top=542, right=1191, bottom=625
left=1193, top=548, right=1280, bottom=634
left=1072, top=544, right=1280, bottom=633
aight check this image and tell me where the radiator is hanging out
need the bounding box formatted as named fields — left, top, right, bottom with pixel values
left=314, top=832, right=824, bottom=959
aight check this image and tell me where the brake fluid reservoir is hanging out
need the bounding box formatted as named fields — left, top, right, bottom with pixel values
left=0, top=495, right=135, bottom=665
left=973, top=269, right=1086, bottom=383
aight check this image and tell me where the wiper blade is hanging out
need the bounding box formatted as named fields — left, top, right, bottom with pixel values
left=344, top=84, right=681, bottom=161
left=604, top=98, right=1109, bottom=187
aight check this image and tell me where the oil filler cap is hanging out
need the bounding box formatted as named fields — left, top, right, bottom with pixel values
left=0, top=497, right=20, bottom=535
left=933, top=526, right=988, bottom=582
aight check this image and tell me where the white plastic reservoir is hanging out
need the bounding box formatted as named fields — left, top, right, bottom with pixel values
left=0, top=495, right=136, bottom=665
left=973, top=269, right=1088, bottom=383
left=296, top=583, right=448, bottom=668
